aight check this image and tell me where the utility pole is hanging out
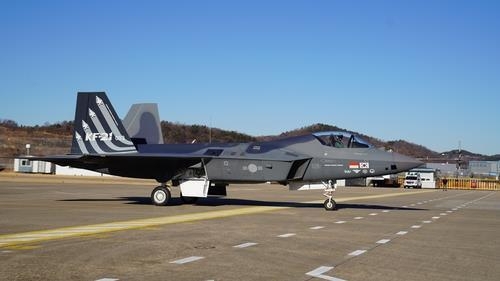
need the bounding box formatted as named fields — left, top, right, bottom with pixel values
left=497, top=161, right=499, bottom=181
left=456, top=140, right=462, bottom=177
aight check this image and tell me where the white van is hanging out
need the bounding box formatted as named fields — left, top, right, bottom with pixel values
left=404, top=172, right=422, bottom=189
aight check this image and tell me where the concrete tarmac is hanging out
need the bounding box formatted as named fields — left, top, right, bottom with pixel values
left=0, top=173, right=499, bottom=281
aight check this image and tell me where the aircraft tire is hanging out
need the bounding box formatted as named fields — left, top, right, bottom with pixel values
left=324, top=199, right=337, bottom=211
left=151, top=186, right=171, bottom=206
left=180, top=193, right=199, bottom=204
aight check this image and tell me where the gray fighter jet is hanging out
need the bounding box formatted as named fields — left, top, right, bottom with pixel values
left=32, top=92, right=422, bottom=210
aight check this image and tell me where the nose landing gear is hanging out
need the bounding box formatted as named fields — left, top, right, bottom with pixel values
left=323, top=180, right=337, bottom=211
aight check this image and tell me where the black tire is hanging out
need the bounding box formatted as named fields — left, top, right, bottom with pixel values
left=324, top=199, right=337, bottom=211
left=151, top=186, right=171, bottom=206
left=180, top=193, right=199, bottom=204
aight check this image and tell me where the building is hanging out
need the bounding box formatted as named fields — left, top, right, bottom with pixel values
left=425, top=163, right=458, bottom=177
left=13, top=158, right=111, bottom=177
left=14, top=158, right=54, bottom=174
left=468, top=161, right=500, bottom=179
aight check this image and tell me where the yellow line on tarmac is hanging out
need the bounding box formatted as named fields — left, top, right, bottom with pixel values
left=0, top=190, right=435, bottom=248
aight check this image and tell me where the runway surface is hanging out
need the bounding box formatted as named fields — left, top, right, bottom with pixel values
left=1, top=173, right=499, bottom=281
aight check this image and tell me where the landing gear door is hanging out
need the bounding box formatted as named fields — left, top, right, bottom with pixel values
left=179, top=159, right=210, bottom=197
left=179, top=178, right=210, bottom=197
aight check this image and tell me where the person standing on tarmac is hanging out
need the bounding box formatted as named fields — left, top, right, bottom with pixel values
left=442, top=177, right=448, bottom=191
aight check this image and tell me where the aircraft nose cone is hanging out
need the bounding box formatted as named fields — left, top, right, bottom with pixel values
left=392, top=152, right=423, bottom=172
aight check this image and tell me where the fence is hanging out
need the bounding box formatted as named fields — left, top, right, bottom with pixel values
left=438, top=178, right=500, bottom=191
left=396, top=177, right=500, bottom=191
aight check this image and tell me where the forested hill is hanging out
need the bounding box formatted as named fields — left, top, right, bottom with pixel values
left=1, top=120, right=497, bottom=161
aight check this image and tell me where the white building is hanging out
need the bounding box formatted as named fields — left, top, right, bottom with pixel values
left=14, top=158, right=54, bottom=174
left=14, top=157, right=112, bottom=177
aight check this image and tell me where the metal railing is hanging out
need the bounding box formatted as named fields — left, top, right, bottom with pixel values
left=396, top=177, right=500, bottom=191
left=437, top=178, right=500, bottom=190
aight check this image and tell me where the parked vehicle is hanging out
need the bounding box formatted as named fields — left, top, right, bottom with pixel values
left=404, top=172, right=422, bottom=188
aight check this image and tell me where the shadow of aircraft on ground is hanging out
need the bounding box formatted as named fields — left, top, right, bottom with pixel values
left=59, top=197, right=426, bottom=211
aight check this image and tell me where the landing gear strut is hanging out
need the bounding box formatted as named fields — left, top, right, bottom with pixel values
left=323, top=180, right=337, bottom=211
left=151, top=183, right=171, bottom=206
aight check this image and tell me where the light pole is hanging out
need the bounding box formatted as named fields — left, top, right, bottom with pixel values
left=497, top=161, right=499, bottom=181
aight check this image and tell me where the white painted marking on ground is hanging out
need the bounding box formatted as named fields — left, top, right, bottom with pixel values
left=277, top=233, right=296, bottom=238
left=306, top=266, right=345, bottom=281
left=411, top=225, right=421, bottom=229
left=423, top=221, right=432, bottom=224
left=432, top=216, right=440, bottom=219
left=1, top=250, right=13, bottom=253
left=402, top=205, right=408, bottom=208
left=170, top=256, right=205, bottom=264
left=95, top=278, right=119, bottom=281
left=396, top=231, right=408, bottom=235
left=306, top=266, right=334, bottom=276
left=440, top=213, right=447, bottom=216
left=310, top=226, right=325, bottom=230
left=354, top=217, right=364, bottom=220
left=349, top=250, right=367, bottom=256
left=452, top=208, right=458, bottom=211
left=376, top=239, right=391, bottom=244
left=335, top=221, right=346, bottom=224
left=369, top=213, right=378, bottom=216
left=233, top=242, right=258, bottom=248
left=382, top=210, right=390, bottom=213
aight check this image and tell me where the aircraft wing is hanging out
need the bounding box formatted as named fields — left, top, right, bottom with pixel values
left=25, top=153, right=210, bottom=181
left=28, top=153, right=209, bottom=167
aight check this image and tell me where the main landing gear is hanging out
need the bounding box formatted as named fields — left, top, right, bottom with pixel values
left=151, top=183, right=171, bottom=206
left=323, top=180, right=337, bottom=211
left=151, top=183, right=200, bottom=206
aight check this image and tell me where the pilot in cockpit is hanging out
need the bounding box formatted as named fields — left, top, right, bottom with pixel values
left=329, top=134, right=344, bottom=148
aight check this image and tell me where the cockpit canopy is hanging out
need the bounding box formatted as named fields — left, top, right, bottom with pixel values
left=313, top=131, right=372, bottom=148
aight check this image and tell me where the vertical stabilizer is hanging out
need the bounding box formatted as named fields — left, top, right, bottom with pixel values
left=71, top=92, right=137, bottom=155
left=123, top=103, right=164, bottom=144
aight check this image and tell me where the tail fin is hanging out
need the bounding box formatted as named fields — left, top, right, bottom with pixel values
left=123, top=103, right=164, bottom=145
left=71, top=92, right=137, bottom=155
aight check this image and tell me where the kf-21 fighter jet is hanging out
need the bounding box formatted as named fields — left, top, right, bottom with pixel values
left=30, top=92, right=422, bottom=210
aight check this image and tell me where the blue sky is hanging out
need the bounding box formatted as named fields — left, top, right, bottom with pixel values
left=1, top=0, right=499, bottom=155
